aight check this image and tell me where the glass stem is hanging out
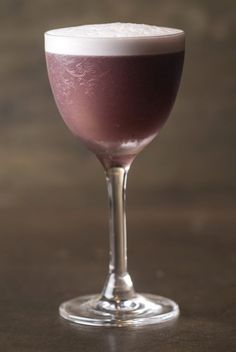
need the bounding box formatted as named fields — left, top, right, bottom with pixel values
left=101, top=166, right=136, bottom=302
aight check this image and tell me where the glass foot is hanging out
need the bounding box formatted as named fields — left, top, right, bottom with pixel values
left=59, top=294, right=179, bottom=327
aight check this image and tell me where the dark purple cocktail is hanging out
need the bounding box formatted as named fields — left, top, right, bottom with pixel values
left=45, top=23, right=185, bottom=327
left=46, top=52, right=184, bottom=166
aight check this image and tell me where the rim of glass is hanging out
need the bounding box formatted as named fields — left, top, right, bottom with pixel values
left=44, top=26, right=185, bottom=40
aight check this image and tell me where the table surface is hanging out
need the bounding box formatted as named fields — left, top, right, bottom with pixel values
left=0, top=198, right=236, bottom=352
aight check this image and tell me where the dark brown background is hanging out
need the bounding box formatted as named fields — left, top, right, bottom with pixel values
left=0, top=0, right=236, bottom=351
left=1, top=0, right=236, bottom=206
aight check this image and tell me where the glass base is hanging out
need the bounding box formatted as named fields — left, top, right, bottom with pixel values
left=59, top=294, right=179, bottom=327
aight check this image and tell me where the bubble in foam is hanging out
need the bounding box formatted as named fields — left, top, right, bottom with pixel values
left=45, top=22, right=185, bottom=56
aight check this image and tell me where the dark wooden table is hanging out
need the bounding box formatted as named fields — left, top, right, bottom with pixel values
left=0, top=198, right=235, bottom=351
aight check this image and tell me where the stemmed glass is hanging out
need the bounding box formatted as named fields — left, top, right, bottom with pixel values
left=44, top=23, right=185, bottom=327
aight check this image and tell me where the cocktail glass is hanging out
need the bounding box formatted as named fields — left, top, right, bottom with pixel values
left=44, top=23, right=185, bottom=327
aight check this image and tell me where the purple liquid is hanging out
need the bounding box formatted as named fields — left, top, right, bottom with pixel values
left=46, top=52, right=184, bottom=167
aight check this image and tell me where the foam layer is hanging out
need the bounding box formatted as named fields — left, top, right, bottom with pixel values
left=45, top=23, right=185, bottom=56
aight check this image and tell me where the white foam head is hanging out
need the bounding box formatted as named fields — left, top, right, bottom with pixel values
left=45, top=22, right=185, bottom=56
